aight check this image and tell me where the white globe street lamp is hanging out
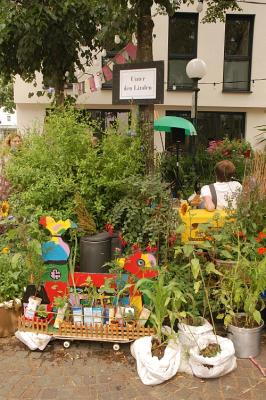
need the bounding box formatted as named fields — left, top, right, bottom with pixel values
left=186, top=58, right=207, bottom=157
left=186, top=58, right=207, bottom=131
left=186, top=58, right=207, bottom=81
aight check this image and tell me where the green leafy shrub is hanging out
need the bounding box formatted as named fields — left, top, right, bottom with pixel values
left=109, top=174, right=177, bottom=260
left=6, top=108, right=144, bottom=227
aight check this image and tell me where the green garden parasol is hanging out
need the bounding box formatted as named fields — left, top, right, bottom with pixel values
left=154, top=116, right=197, bottom=136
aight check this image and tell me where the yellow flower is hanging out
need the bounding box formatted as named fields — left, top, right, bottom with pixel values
left=2, top=247, right=9, bottom=254
left=0, top=201, right=9, bottom=218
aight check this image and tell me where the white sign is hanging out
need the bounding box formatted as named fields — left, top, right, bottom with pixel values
left=119, top=68, right=157, bottom=100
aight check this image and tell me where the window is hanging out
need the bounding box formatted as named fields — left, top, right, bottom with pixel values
left=7, top=115, right=11, bottom=122
left=165, top=110, right=245, bottom=149
left=78, top=109, right=130, bottom=137
left=168, top=13, right=198, bottom=90
left=223, top=15, right=254, bottom=92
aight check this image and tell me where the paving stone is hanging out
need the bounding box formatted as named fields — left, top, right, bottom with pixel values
left=0, top=334, right=265, bottom=400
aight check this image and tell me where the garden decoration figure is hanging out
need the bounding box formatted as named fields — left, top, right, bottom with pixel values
left=200, top=160, right=242, bottom=211
left=39, top=216, right=77, bottom=263
left=118, top=251, right=157, bottom=279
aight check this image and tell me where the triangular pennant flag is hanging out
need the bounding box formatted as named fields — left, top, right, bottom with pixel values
left=72, top=83, right=79, bottom=95
left=122, top=50, right=130, bottom=62
left=124, top=42, right=137, bottom=60
left=98, top=71, right=105, bottom=84
left=102, top=65, right=113, bottom=82
left=114, top=53, right=126, bottom=65
left=94, top=73, right=102, bottom=89
left=107, top=61, right=115, bottom=71
left=78, top=81, right=85, bottom=95
left=88, top=75, right=97, bottom=92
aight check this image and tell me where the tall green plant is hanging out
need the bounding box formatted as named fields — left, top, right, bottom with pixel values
left=135, top=274, right=186, bottom=342
left=6, top=108, right=143, bottom=227
left=109, top=174, right=177, bottom=260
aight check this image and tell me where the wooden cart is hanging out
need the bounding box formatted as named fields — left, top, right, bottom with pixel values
left=18, top=316, right=155, bottom=351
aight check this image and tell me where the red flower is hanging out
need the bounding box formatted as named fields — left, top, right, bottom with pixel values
left=243, top=149, right=251, bottom=158
left=205, top=236, right=214, bottom=241
left=258, top=232, right=266, bottom=240
left=235, top=231, right=245, bottom=238
left=131, top=243, right=140, bottom=252
left=118, top=233, right=127, bottom=247
left=168, top=233, right=177, bottom=246
left=104, top=223, right=114, bottom=235
left=146, top=245, right=158, bottom=253
left=257, top=247, right=266, bottom=255
left=255, top=237, right=261, bottom=243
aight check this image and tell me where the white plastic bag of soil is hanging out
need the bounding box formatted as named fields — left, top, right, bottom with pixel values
left=131, top=336, right=181, bottom=385
left=189, top=335, right=237, bottom=378
left=178, top=318, right=213, bottom=350
left=15, top=330, right=52, bottom=351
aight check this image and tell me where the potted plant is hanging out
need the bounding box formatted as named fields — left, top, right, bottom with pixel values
left=130, top=272, right=184, bottom=385
left=35, top=304, right=49, bottom=323
left=0, top=216, right=47, bottom=334
left=213, top=252, right=266, bottom=358
left=53, top=295, right=69, bottom=329
left=0, top=251, right=28, bottom=336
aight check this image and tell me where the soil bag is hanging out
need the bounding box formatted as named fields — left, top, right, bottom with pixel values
left=130, top=336, right=181, bottom=385
left=15, top=330, right=52, bottom=351
left=189, top=335, right=237, bottom=378
left=178, top=318, right=213, bottom=349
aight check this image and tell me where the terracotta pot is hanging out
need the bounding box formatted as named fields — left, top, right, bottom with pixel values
left=0, top=306, right=21, bottom=337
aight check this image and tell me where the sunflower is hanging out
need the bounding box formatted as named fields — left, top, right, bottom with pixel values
left=180, top=202, right=190, bottom=216
left=2, top=247, right=9, bottom=254
left=0, top=201, right=9, bottom=218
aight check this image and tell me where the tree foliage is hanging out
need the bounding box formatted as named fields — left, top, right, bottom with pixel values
left=0, top=0, right=105, bottom=102
left=0, top=75, right=15, bottom=113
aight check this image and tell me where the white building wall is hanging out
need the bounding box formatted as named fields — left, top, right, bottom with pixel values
left=14, top=2, right=266, bottom=146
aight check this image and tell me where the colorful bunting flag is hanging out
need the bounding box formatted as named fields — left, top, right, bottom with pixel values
left=102, top=65, right=113, bottom=82
left=114, top=53, right=126, bottom=64
left=107, top=60, right=115, bottom=71
left=88, top=75, right=96, bottom=92
left=73, top=42, right=137, bottom=95
left=124, top=42, right=137, bottom=60
left=94, top=73, right=102, bottom=89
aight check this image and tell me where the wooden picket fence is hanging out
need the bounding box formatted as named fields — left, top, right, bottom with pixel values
left=18, top=316, right=154, bottom=342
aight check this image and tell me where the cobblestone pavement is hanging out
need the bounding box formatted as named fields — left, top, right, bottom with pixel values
left=0, top=333, right=265, bottom=400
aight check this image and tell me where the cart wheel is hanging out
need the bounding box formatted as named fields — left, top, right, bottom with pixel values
left=113, top=343, right=120, bottom=351
left=63, top=341, right=71, bottom=349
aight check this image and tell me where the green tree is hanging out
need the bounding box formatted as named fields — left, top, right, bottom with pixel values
left=0, top=0, right=105, bottom=104
left=0, top=76, right=15, bottom=113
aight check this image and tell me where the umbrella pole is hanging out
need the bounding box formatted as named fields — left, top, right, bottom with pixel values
left=175, top=139, right=182, bottom=196
left=159, top=131, right=165, bottom=152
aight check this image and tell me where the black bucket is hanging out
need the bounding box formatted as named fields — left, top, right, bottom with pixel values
left=80, top=232, right=111, bottom=273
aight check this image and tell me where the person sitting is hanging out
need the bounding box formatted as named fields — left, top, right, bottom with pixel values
left=200, top=160, right=242, bottom=211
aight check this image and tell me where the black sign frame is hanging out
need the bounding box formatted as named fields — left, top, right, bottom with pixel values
left=112, top=61, right=164, bottom=105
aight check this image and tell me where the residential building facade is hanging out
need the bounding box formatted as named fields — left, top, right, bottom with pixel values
left=14, top=2, right=266, bottom=150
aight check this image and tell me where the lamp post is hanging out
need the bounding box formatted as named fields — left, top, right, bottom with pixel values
left=186, top=58, right=207, bottom=157
left=186, top=58, right=207, bottom=131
